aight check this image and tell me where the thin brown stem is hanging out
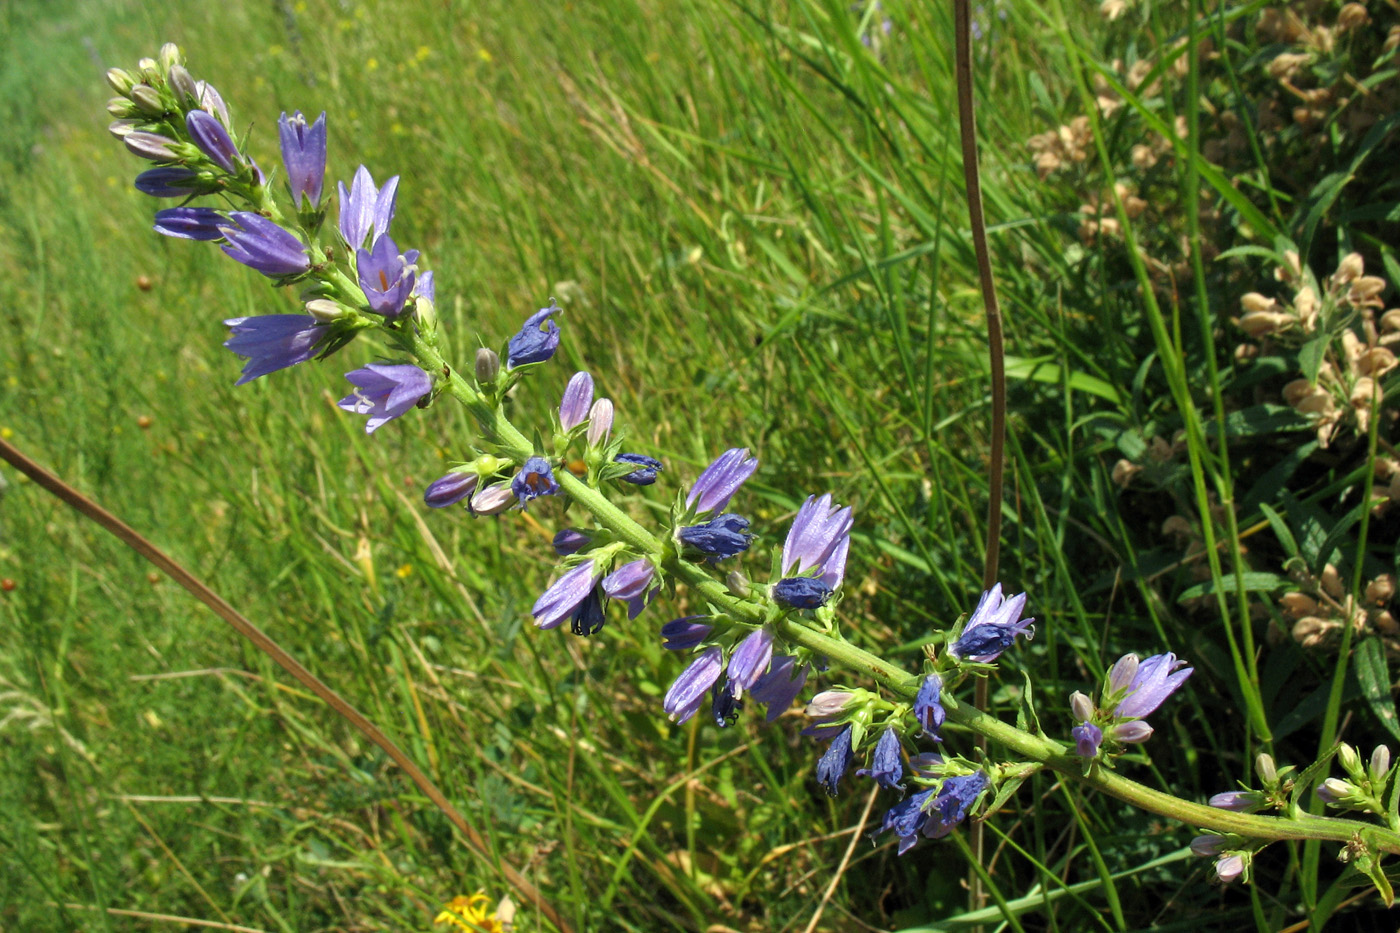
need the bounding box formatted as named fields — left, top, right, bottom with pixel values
left=0, top=437, right=574, bottom=933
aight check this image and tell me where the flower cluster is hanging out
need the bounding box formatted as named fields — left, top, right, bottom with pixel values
left=1067, top=652, right=1194, bottom=761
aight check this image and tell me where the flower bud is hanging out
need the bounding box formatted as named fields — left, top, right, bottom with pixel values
left=1239, top=292, right=1276, bottom=314
left=136, top=57, right=160, bottom=81
left=158, top=43, right=182, bottom=72
left=1107, top=654, right=1140, bottom=694
left=167, top=64, right=198, bottom=102
left=1370, top=745, right=1391, bottom=782
left=1255, top=752, right=1277, bottom=786
left=106, top=67, right=136, bottom=96
left=1216, top=854, right=1246, bottom=883
left=423, top=471, right=478, bottom=509
left=1334, top=252, right=1365, bottom=285
left=559, top=371, right=593, bottom=431
left=130, top=84, right=165, bottom=115
left=1190, top=834, right=1226, bottom=858
left=726, top=570, right=750, bottom=598
left=106, top=96, right=139, bottom=118
left=474, top=347, right=500, bottom=384
left=469, top=482, right=515, bottom=516
left=304, top=298, right=345, bottom=323
left=805, top=690, right=854, bottom=719
left=1209, top=791, right=1264, bottom=812
left=1316, top=777, right=1355, bottom=805
left=1112, top=720, right=1154, bottom=744
left=1338, top=742, right=1361, bottom=777
left=124, top=130, right=180, bottom=161
left=108, top=118, right=141, bottom=138
left=1366, top=575, right=1396, bottom=606
left=472, top=454, right=509, bottom=475
left=552, top=528, right=591, bottom=556
left=1069, top=690, right=1094, bottom=722
left=586, top=398, right=614, bottom=446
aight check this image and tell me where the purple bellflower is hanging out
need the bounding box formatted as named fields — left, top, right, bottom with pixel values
left=664, top=646, right=724, bottom=724
left=336, top=363, right=431, bottom=433
left=913, top=674, right=945, bottom=740
left=781, top=493, right=853, bottom=588
left=678, top=513, right=753, bottom=560
left=559, top=372, right=593, bottom=430
left=196, top=80, right=230, bottom=126
left=223, top=314, right=328, bottom=385
left=571, top=586, right=606, bottom=636
left=1072, top=722, right=1103, bottom=758
left=949, top=584, right=1034, bottom=662
left=749, top=656, right=809, bottom=721
left=603, top=559, right=654, bottom=618
left=136, top=167, right=202, bottom=197
left=857, top=727, right=905, bottom=790
left=512, top=456, right=560, bottom=508
left=219, top=212, right=311, bottom=277
left=727, top=628, right=775, bottom=694
left=686, top=447, right=758, bottom=514
left=882, top=771, right=989, bottom=854
left=553, top=528, right=591, bottom=556
left=1114, top=653, right=1194, bottom=719
left=338, top=165, right=399, bottom=249
left=423, top=471, right=479, bottom=509
left=277, top=110, right=327, bottom=208
left=154, top=207, right=226, bottom=241
left=772, top=577, right=833, bottom=610
left=357, top=234, right=419, bottom=318
left=532, top=561, right=599, bottom=630
left=413, top=270, right=435, bottom=304
left=615, top=453, right=663, bottom=485
left=816, top=725, right=855, bottom=796
left=661, top=616, right=712, bottom=651
left=711, top=678, right=743, bottom=727
left=186, top=109, right=242, bottom=173
left=507, top=301, right=561, bottom=367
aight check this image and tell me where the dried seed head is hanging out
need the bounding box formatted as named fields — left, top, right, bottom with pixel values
left=1279, top=592, right=1320, bottom=618
left=1337, top=2, right=1370, bottom=32
left=1367, top=575, right=1396, bottom=606
left=1321, top=564, right=1345, bottom=600
left=1111, top=459, right=1141, bottom=489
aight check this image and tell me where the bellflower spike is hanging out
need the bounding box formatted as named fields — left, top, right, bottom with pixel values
left=664, top=646, right=724, bottom=724
left=136, top=167, right=201, bottom=197
left=949, top=584, right=1034, bottom=663
left=571, top=587, right=606, bottom=636
left=772, top=577, right=833, bottom=610
left=552, top=528, right=591, bottom=556
left=277, top=110, right=327, bottom=208
left=336, top=363, right=431, bottom=433
left=154, top=207, right=226, bottom=241
left=615, top=453, right=663, bottom=485
left=660, top=616, right=712, bottom=651
left=782, top=494, right=853, bottom=588
left=423, top=471, right=479, bottom=509
left=816, top=725, right=855, bottom=796
left=512, top=456, right=560, bottom=508
left=857, top=727, right=904, bottom=790
left=727, top=627, right=775, bottom=694
left=559, top=372, right=593, bottom=431
left=186, top=109, right=241, bottom=173
left=678, top=513, right=752, bottom=560
left=531, top=560, right=599, bottom=630
left=749, top=656, right=808, bottom=722
left=356, top=234, right=419, bottom=317
left=219, top=212, right=311, bottom=277
left=913, top=674, right=945, bottom=739
left=602, top=560, right=653, bottom=602
left=223, top=314, right=328, bottom=385
left=338, top=165, right=399, bottom=249
left=1072, top=722, right=1103, bottom=758
left=506, top=301, right=561, bottom=367
left=686, top=447, right=759, bottom=514
left=1114, top=653, right=1194, bottom=719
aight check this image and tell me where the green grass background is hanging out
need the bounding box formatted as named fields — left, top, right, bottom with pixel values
left=3, top=0, right=1397, bottom=930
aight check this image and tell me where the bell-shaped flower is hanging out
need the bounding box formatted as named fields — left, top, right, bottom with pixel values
left=711, top=678, right=742, bottom=727
left=507, top=301, right=562, bottom=367
left=748, top=656, right=808, bottom=722
left=356, top=234, right=419, bottom=318
left=531, top=561, right=599, bottom=630
left=913, top=674, right=945, bottom=739
left=660, top=616, right=712, bottom=651
left=278, top=110, right=326, bottom=208
left=856, top=727, right=904, bottom=790
left=1114, top=653, right=1193, bottom=719
left=686, top=447, right=758, bottom=514
left=186, top=109, right=242, bottom=173
left=336, top=363, right=431, bottom=433
left=726, top=627, right=774, bottom=694
left=511, top=457, right=560, bottom=508
left=338, top=165, right=399, bottom=249
left=154, top=207, right=226, bottom=241
left=219, top=212, right=310, bottom=277
left=222, top=314, right=327, bottom=385
left=663, top=646, right=724, bottom=724
left=781, top=494, right=853, bottom=588
left=559, top=372, right=593, bottom=430
left=602, top=559, right=653, bottom=607
left=552, top=528, right=591, bottom=555
left=136, top=167, right=202, bottom=197
left=1072, top=722, right=1103, bottom=758
left=678, top=513, right=752, bottom=560
left=816, top=725, right=855, bottom=796
left=570, top=587, right=606, bottom=636
left=423, top=471, right=478, bottom=509
left=772, top=577, right=833, bottom=610
left=949, top=584, right=1034, bottom=662
left=615, top=453, right=663, bottom=485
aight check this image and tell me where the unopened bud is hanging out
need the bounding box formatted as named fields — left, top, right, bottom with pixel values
left=805, top=690, right=854, bottom=719
left=106, top=96, right=139, bottom=118
left=1112, top=720, right=1154, bottom=744
left=587, top=398, right=614, bottom=446
left=304, top=299, right=344, bottom=323
left=1334, top=252, right=1365, bottom=285
left=158, top=43, right=182, bottom=73
left=469, top=482, right=515, bottom=516
left=472, top=454, right=509, bottom=475
left=1070, top=690, right=1094, bottom=722
left=1370, top=745, right=1391, bottom=782
left=1338, top=742, right=1361, bottom=777
left=1337, top=2, right=1370, bottom=31
left=130, top=84, right=165, bottom=115
left=474, top=347, right=500, bottom=384
left=1190, top=834, right=1226, bottom=857
left=1316, top=777, right=1355, bottom=805
left=1255, top=752, right=1277, bottom=786
left=1216, top=854, right=1246, bottom=883
left=1240, top=292, right=1276, bottom=314
left=167, top=64, right=198, bottom=102
left=123, top=131, right=180, bottom=161
left=106, top=67, right=136, bottom=96
left=107, top=118, right=141, bottom=138
left=726, top=570, right=750, bottom=598
left=1108, top=654, right=1140, bottom=694
left=1367, top=575, right=1396, bottom=606
left=136, top=57, right=160, bottom=81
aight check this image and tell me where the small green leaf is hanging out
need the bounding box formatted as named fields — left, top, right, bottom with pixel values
left=1258, top=503, right=1300, bottom=561
left=1176, top=572, right=1288, bottom=602
left=1017, top=670, right=1046, bottom=739
left=1355, top=638, right=1400, bottom=742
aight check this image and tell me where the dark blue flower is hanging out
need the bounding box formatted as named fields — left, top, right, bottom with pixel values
left=711, top=678, right=742, bottom=727
left=660, top=616, right=712, bottom=651
left=570, top=586, right=606, bottom=636
left=615, top=453, right=663, bottom=485
left=949, top=584, right=1034, bottom=663
left=135, top=167, right=202, bottom=197
left=507, top=301, right=561, bottom=367
left=773, top=576, right=833, bottom=610
left=552, top=528, right=591, bottom=555
left=278, top=110, right=327, bottom=209
left=219, top=211, right=311, bottom=277
left=423, top=471, right=478, bottom=509
left=882, top=789, right=937, bottom=854
left=925, top=771, right=989, bottom=840
left=356, top=234, right=419, bottom=318
left=748, top=656, right=809, bottom=722
left=186, top=109, right=242, bottom=173
left=511, top=456, right=560, bottom=508
left=154, top=207, right=226, bottom=241
left=677, top=513, right=752, bottom=560
left=857, top=727, right=904, bottom=790
left=913, top=674, right=945, bottom=740
left=222, top=314, right=328, bottom=385
left=816, top=725, right=855, bottom=796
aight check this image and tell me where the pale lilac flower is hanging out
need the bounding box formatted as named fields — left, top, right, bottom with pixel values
left=195, top=80, right=230, bottom=126
left=423, top=472, right=478, bottom=509
left=186, top=109, right=241, bottom=173
left=507, top=301, right=561, bottom=366
left=219, top=212, right=310, bottom=277
left=816, top=725, right=855, bottom=795
left=1190, top=834, right=1226, bottom=857
left=470, top=483, right=515, bottom=515
left=413, top=270, right=436, bottom=303
left=1107, top=654, right=1140, bottom=694
left=1216, top=855, right=1245, bottom=882
left=336, top=363, right=431, bottom=433
left=913, top=674, right=945, bottom=739
left=1316, top=777, right=1354, bottom=805
left=1112, top=721, right=1153, bottom=744
left=154, top=207, right=225, bottom=241
left=1209, top=791, right=1265, bottom=812
left=781, top=494, right=853, bottom=587
left=749, top=656, right=808, bottom=721
left=124, top=131, right=179, bottom=161
left=664, top=646, right=724, bottom=723
left=587, top=398, right=613, bottom=445
left=660, top=616, right=712, bottom=651
left=727, top=628, right=775, bottom=694
left=559, top=372, right=593, bottom=430
left=357, top=234, right=419, bottom=318
left=531, top=560, right=599, bottom=630
left=338, top=165, right=399, bottom=249
left=949, top=584, right=1034, bottom=662
left=278, top=110, right=326, bottom=208
left=686, top=447, right=758, bottom=513
left=223, top=314, right=327, bottom=385
left=1072, top=722, right=1103, bottom=758
left=1114, top=653, right=1193, bottom=719
left=602, top=560, right=653, bottom=601
left=805, top=690, right=854, bottom=719
left=1069, top=691, right=1094, bottom=722
left=856, top=727, right=904, bottom=790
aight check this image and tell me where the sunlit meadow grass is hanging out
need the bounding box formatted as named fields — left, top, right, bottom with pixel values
left=4, top=0, right=1398, bottom=930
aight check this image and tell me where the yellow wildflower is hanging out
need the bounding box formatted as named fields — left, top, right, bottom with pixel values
left=434, top=893, right=504, bottom=932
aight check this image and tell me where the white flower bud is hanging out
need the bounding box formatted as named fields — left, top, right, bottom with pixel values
left=1255, top=752, right=1277, bottom=786
left=805, top=690, right=854, bottom=719
left=1070, top=690, right=1094, bottom=722
left=586, top=398, right=614, bottom=447
left=1370, top=745, right=1391, bottom=782
left=304, top=299, right=344, bottom=323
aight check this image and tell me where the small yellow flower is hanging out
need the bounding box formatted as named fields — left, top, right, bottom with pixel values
left=396, top=563, right=414, bottom=579
left=434, top=893, right=504, bottom=932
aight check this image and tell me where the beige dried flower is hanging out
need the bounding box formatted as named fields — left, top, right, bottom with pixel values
left=1386, top=25, right=1400, bottom=53
left=1111, top=459, right=1141, bottom=489
left=1269, top=52, right=1313, bottom=80
left=1161, top=515, right=1194, bottom=544
left=1293, top=615, right=1337, bottom=648
left=1276, top=251, right=1303, bottom=285
left=1321, top=563, right=1346, bottom=601
left=1280, top=592, right=1320, bottom=618
left=1367, top=575, right=1396, bottom=606
left=1238, top=310, right=1294, bottom=337
left=1337, top=3, right=1370, bottom=33
left=1294, top=285, right=1320, bottom=330
left=1100, top=0, right=1128, bottom=20
left=1131, top=144, right=1159, bottom=170
left=1332, top=252, right=1365, bottom=289
left=1347, top=276, right=1387, bottom=309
